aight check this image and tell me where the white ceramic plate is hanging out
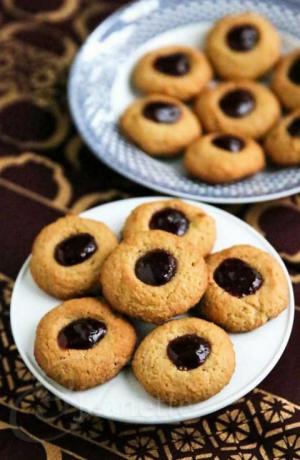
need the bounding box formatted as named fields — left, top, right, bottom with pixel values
left=11, top=197, right=294, bottom=424
left=69, top=0, right=300, bottom=204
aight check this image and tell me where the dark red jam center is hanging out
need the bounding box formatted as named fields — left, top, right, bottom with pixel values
left=167, top=334, right=211, bottom=371
left=220, top=89, right=255, bottom=118
left=135, top=250, right=177, bottom=286
left=287, top=117, right=300, bottom=137
left=54, top=233, right=97, bottom=267
left=143, top=102, right=181, bottom=124
left=154, top=52, right=190, bottom=76
left=58, top=318, right=107, bottom=350
left=227, top=24, right=259, bottom=51
left=288, top=58, right=300, bottom=84
left=212, top=134, right=245, bottom=152
left=149, top=208, right=189, bottom=236
left=214, top=257, right=263, bottom=298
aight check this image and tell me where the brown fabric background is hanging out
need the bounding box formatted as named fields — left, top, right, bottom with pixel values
left=0, top=1, right=299, bottom=459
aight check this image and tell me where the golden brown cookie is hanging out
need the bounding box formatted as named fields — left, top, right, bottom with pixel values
left=185, top=132, right=265, bottom=183
left=132, top=45, right=213, bottom=101
left=194, top=80, right=280, bottom=139
left=132, top=317, right=235, bottom=406
left=272, top=49, right=300, bottom=110
left=206, top=12, right=281, bottom=80
left=264, top=109, right=300, bottom=166
left=100, top=230, right=208, bottom=324
left=120, top=94, right=201, bottom=156
left=30, top=215, right=118, bottom=300
left=123, top=199, right=216, bottom=256
left=34, top=298, right=137, bottom=390
left=200, top=245, right=289, bottom=332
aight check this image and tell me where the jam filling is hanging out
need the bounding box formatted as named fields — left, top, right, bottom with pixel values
left=135, top=249, right=177, bottom=286
left=54, top=233, right=97, bottom=267
left=227, top=24, right=259, bottom=51
left=212, top=134, right=245, bottom=152
left=58, top=318, right=107, bottom=350
left=143, top=102, right=181, bottom=124
left=214, top=257, right=263, bottom=297
left=149, top=208, right=189, bottom=236
left=220, top=89, right=255, bottom=118
left=167, top=334, right=211, bottom=370
left=154, top=52, right=190, bottom=76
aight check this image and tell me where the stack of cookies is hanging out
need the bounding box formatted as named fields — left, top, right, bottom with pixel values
left=121, top=12, right=300, bottom=184
left=31, top=199, right=289, bottom=406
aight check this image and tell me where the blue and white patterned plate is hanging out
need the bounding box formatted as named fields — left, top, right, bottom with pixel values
left=69, top=0, right=300, bottom=204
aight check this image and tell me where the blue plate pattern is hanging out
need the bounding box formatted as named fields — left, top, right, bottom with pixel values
left=69, top=0, right=300, bottom=203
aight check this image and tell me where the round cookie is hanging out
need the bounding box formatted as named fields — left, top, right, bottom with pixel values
left=34, top=298, right=137, bottom=390
left=185, top=132, right=265, bottom=184
left=264, top=109, right=300, bottom=166
left=132, top=45, right=213, bottom=101
left=272, top=49, right=300, bottom=110
left=194, top=80, right=280, bottom=139
left=123, top=199, right=216, bottom=257
left=200, top=245, right=289, bottom=332
left=120, top=94, right=201, bottom=156
left=206, top=12, right=281, bottom=80
left=132, top=317, right=235, bottom=406
left=30, top=215, right=118, bottom=300
left=100, top=230, right=208, bottom=324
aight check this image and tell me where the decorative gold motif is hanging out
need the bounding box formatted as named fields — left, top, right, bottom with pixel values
left=0, top=420, right=11, bottom=430
left=68, top=414, right=105, bottom=440
left=0, top=94, right=70, bottom=150
left=124, top=436, right=160, bottom=460
left=0, top=412, right=64, bottom=460
left=0, top=152, right=72, bottom=207
left=43, top=443, right=63, bottom=460
left=3, top=0, right=79, bottom=23
left=229, top=455, right=259, bottom=460
left=0, top=272, right=13, bottom=310
left=17, top=386, right=66, bottom=417
left=260, top=392, right=295, bottom=423
left=74, top=2, right=115, bottom=40
left=14, top=355, right=34, bottom=384
left=170, top=426, right=205, bottom=452
left=272, top=434, right=300, bottom=459
left=65, top=135, right=83, bottom=171
left=0, top=39, right=67, bottom=100
left=216, top=409, right=250, bottom=443
left=0, top=22, right=77, bottom=67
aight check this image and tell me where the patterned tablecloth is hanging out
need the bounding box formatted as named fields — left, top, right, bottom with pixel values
left=0, top=1, right=299, bottom=459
